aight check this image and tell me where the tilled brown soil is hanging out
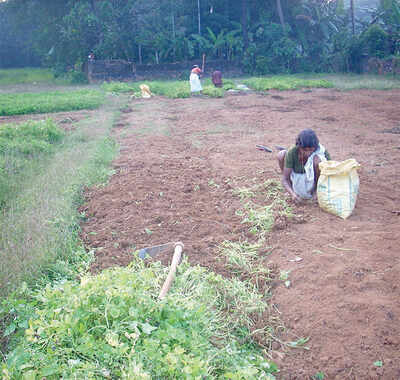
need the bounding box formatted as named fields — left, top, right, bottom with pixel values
left=79, top=89, right=400, bottom=379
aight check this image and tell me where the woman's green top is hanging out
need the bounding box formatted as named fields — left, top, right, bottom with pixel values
left=285, top=146, right=331, bottom=174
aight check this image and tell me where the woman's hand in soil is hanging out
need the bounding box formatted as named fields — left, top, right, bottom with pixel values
left=291, top=192, right=302, bottom=204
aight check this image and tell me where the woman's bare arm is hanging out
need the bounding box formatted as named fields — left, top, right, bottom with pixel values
left=282, top=167, right=301, bottom=203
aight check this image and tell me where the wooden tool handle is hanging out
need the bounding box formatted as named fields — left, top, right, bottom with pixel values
left=158, top=242, right=184, bottom=299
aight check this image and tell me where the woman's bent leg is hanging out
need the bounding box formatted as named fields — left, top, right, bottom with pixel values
left=277, top=150, right=287, bottom=172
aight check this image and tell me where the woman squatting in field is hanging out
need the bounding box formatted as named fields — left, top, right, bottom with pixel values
left=277, top=129, right=331, bottom=203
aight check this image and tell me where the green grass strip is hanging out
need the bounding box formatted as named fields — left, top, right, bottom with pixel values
left=0, top=119, right=65, bottom=207
left=243, top=75, right=333, bottom=91
left=0, top=68, right=56, bottom=86
left=0, top=89, right=105, bottom=116
left=0, top=95, right=124, bottom=297
left=318, top=73, right=400, bottom=90
left=102, top=79, right=237, bottom=99
left=102, top=80, right=192, bottom=99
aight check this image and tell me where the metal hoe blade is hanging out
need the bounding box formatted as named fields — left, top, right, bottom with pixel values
left=256, top=144, right=273, bottom=152
left=138, top=242, right=175, bottom=259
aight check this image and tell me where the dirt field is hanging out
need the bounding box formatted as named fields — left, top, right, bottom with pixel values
left=29, top=89, right=400, bottom=378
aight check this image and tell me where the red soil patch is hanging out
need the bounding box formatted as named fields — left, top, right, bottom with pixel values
left=80, top=89, right=400, bottom=379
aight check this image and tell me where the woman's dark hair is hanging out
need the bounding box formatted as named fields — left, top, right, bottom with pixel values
left=295, top=129, right=319, bottom=148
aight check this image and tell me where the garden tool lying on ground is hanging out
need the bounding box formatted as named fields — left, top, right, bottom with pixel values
left=256, top=145, right=286, bottom=152
left=256, top=144, right=273, bottom=152
left=138, top=242, right=176, bottom=259
left=138, top=242, right=184, bottom=299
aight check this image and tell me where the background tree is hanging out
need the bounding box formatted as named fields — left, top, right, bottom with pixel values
left=0, top=0, right=398, bottom=73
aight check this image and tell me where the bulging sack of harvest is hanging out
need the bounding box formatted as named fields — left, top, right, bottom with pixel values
left=317, top=159, right=361, bottom=219
left=140, top=84, right=152, bottom=98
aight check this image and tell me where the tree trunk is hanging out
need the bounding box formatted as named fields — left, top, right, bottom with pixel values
left=350, top=0, right=355, bottom=36
left=172, top=7, right=176, bottom=59
left=276, top=0, right=285, bottom=29
left=90, top=0, right=103, bottom=48
left=197, top=0, right=201, bottom=35
left=139, top=44, right=142, bottom=65
left=241, top=0, right=249, bottom=50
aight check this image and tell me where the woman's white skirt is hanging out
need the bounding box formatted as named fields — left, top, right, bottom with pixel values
left=190, top=73, right=202, bottom=92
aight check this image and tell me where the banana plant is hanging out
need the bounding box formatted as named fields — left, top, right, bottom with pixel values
left=291, top=0, right=347, bottom=56
left=190, top=33, right=212, bottom=56
left=225, top=28, right=243, bottom=60
left=191, top=26, right=243, bottom=60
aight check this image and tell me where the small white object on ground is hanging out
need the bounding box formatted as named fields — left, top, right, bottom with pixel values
left=288, top=256, right=303, bottom=262
left=236, top=84, right=250, bottom=90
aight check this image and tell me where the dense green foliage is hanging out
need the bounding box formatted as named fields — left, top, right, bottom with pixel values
left=0, top=0, right=399, bottom=74
left=0, top=90, right=105, bottom=116
left=1, top=261, right=277, bottom=379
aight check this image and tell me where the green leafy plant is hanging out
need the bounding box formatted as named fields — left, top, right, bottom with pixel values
left=223, top=79, right=236, bottom=90
left=202, top=85, right=224, bottom=97
left=362, top=25, right=390, bottom=58
left=208, top=179, right=220, bottom=188
left=232, top=187, right=257, bottom=200
left=1, top=260, right=278, bottom=379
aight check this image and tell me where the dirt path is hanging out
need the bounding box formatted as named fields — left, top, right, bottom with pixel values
left=79, top=89, right=400, bottom=379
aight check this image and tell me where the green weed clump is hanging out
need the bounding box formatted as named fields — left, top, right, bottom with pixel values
left=101, top=81, right=140, bottom=94
left=234, top=179, right=293, bottom=238
left=243, top=76, right=333, bottom=91
left=146, top=80, right=191, bottom=98
left=218, top=240, right=261, bottom=274
left=239, top=202, right=276, bottom=237
left=1, top=260, right=278, bottom=379
left=0, top=119, right=65, bottom=207
left=0, top=119, right=64, bottom=148
left=202, top=85, right=224, bottom=97
left=222, top=79, right=236, bottom=90
left=0, top=89, right=105, bottom=116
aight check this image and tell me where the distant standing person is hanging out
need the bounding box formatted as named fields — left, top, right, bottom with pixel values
left=211, top=70, right=223, bottom=88
left=88, top=52, right=95, bottom=61
left=277, top=129, right=331, bottom=203
left=190, top=65, right=202, bottom=95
